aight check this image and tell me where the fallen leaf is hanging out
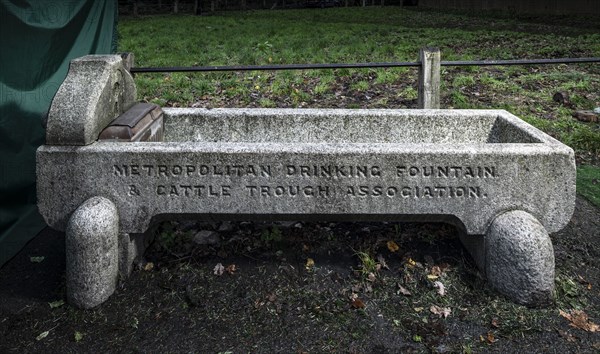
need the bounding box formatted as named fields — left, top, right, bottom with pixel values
left=377, top=255, right=389, bottom=270
left=367, top=272, right=376, bottom=282
left=433, top=281, right=445, bottom=296
left=427, top=274, right=439, bottom=280
left=430, top=305, right=451, bottom=318
left=406, top=258, right=416, bottom=267
left=30, top=256, right=45, bottom=263
left=351, top=297, right=365, bottom=309
left=143, top=262, right=154, bottom=271
left=48, top=300, right=65, bottom=309
left=305, top=258, right=315, bottom=270
left=267, top=293, right=277, bottom=302
left=414, top=307, right=424, bottom=312
left=486, top=331, right=497, bottom=344
left=491, top=318, right=500, bottom=328
left=397, top=284, right=412, bottom=296
left=439, top=263, right=451, bottom=272
left=560, top=309, right=600, bottom=332
left=74, top=331, right=83, bottom=342
left=36, top=331, right=49, bottom=341
left=213, top=263, right=225, bottom=276
left=577, top=275, right=593, bottom=290
left=226, top=264, right=236, bottom=274
left=387, top=240, right=399, bottom=252
left=558, top=329, right=577, bottom=342
left=430, top=265, right=442, bottom=276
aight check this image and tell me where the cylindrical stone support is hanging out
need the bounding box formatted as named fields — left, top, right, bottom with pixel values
left=66, top=196, right=119, bottom=309
left=485, top=210, right=555, bottom=306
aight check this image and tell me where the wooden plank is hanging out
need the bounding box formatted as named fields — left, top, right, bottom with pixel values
left=418, top=47, right=441, bottom=109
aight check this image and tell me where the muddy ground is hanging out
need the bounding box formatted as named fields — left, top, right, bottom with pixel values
left=0, top=195, right=599, bottom=353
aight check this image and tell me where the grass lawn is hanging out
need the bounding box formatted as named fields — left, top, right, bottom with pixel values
left=118, top=8, right=600, bottom=161
left=577, top=165, right=600, bottom=207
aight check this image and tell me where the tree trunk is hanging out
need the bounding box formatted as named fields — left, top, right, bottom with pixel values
left=133, top=0, right=139, bottom=16
left=242, top=0, right=246, bottom=10
left=211, top=0, right=215, bottom=11
left=362, top=0, right=366, bottom=7
left=173, top=0, right=179, bottom=13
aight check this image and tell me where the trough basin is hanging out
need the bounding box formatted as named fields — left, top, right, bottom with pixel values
left=38, top=108, right=575, bottom=236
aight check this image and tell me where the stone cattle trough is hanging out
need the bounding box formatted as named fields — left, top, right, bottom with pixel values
left=37, top=56, right=576, bottom=309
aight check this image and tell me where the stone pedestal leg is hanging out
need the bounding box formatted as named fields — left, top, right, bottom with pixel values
left=459, top=210, right=555, bottom=306
left=66, top=197, right=119, bottom=309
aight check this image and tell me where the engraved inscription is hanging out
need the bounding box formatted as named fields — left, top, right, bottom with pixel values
left=128, top=185, right=140, bottom=196
left=114, top=164, right=272, bottom=177
left=285, top=165, right=381, bottom=178
left=246, top=185, right=331, bottom=198
left=112, top=163, right=496, bottom=200
left=156, top=185, right=231, bottom=197
left=345, top=185, right=484, bottom=198
left=396, top=166, right=496, bottom=179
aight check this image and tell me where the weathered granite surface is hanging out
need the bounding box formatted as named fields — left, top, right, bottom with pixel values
left=486, top=210, right=555, bottom=305
left=38, top=109, right=576, bottom=237
left=37, top=54, right=576, bottom=308
left=46, top=55, right=136, bottom=146
left=66, top=197, right=119, bottom=309
left=459, top=210, right=556, bottom=305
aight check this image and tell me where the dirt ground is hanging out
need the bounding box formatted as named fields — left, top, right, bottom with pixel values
left=0, top=195, right=599, bottom=353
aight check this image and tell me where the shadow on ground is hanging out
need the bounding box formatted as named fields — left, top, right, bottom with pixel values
left=1, top=196, right=599, bottom=353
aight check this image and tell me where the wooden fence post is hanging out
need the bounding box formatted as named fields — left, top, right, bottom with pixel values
left=418, top=47, right=441, bottom=109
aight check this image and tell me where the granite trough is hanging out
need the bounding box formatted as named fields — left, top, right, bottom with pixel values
left=37, top=55, right=576, bottom=308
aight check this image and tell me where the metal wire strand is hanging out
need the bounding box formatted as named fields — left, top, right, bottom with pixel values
left=129, top=57, right=600, bottom=73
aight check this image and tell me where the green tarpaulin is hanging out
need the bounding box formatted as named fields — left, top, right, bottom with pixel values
left=0, top=0, right=118, bottom=267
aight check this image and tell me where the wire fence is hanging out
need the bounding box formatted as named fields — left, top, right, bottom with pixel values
left=129, top=57, right=600, bottom=73
left=125, top=50, right=599, bottom=109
